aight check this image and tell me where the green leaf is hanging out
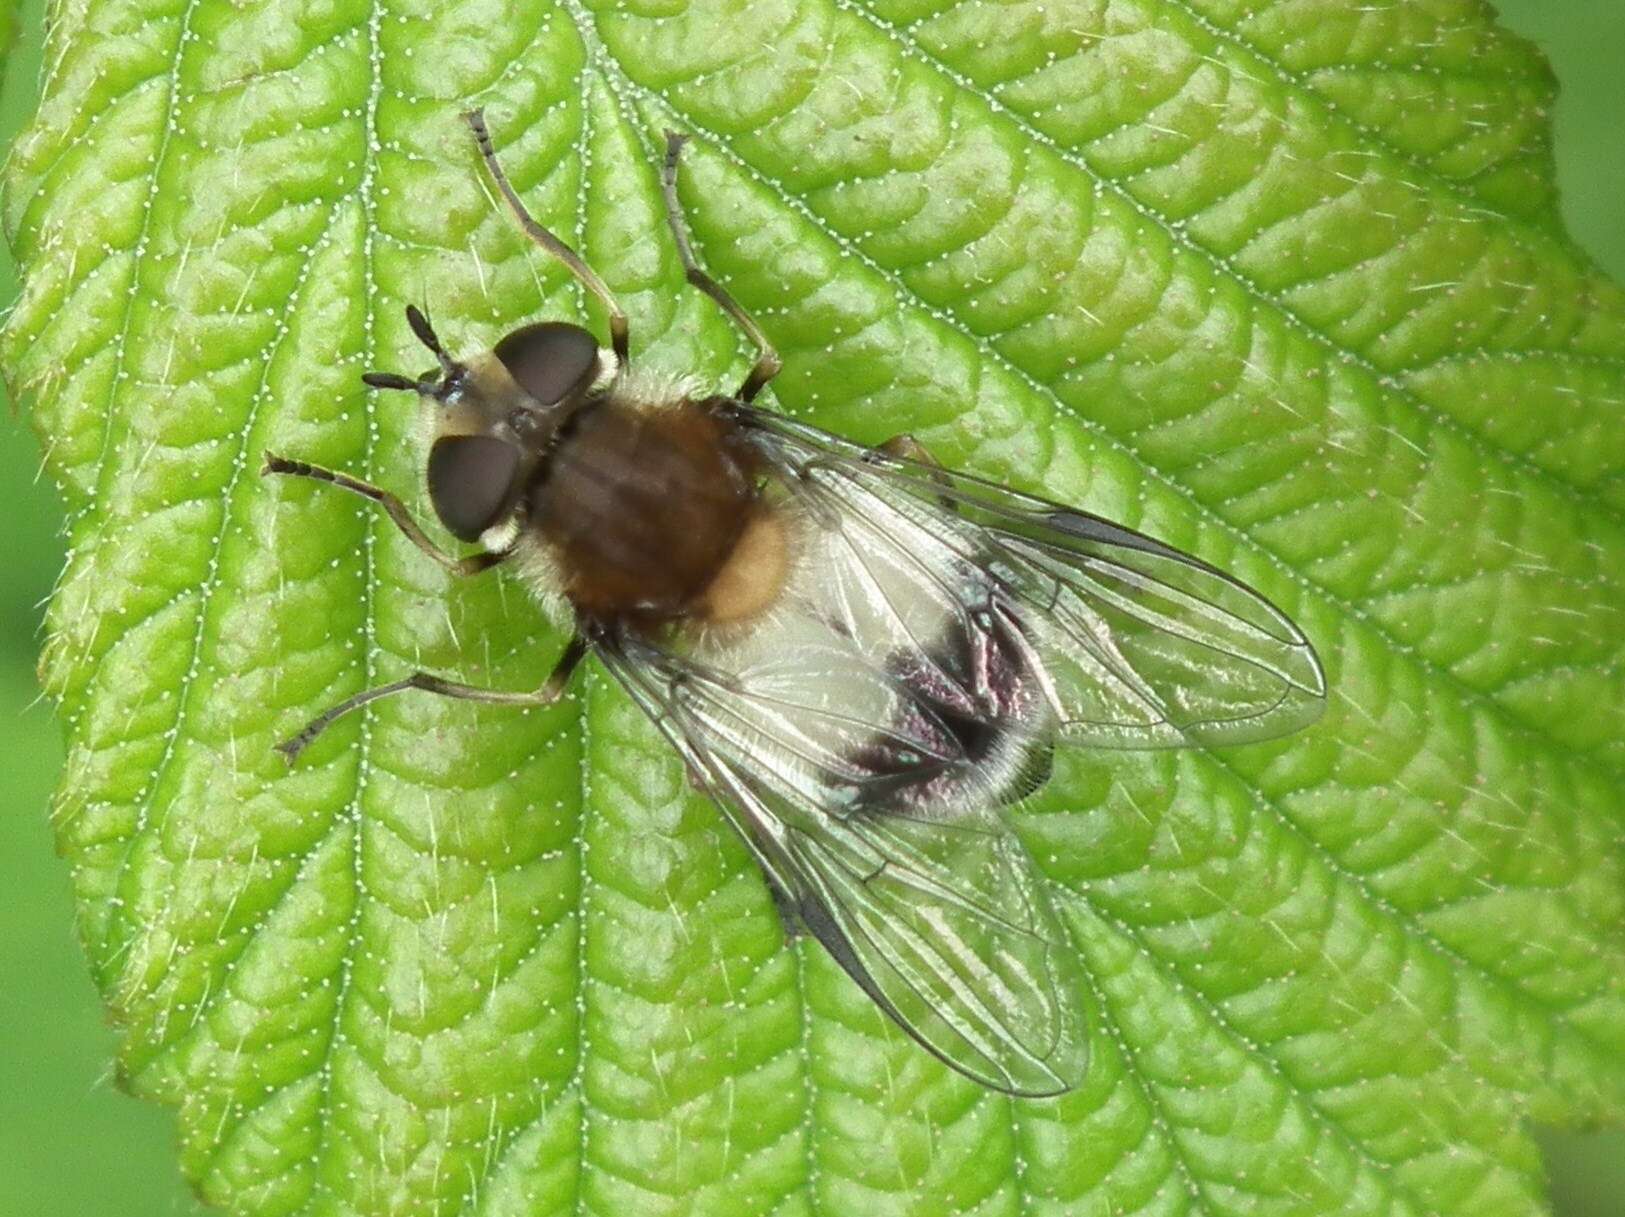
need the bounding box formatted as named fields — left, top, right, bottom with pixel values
left=6, top=0, right=1624, bottom=1213
left=0, top=2, right=18, bottom=90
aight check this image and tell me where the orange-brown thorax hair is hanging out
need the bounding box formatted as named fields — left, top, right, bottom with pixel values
left=523, top=395, right=791, bottom=631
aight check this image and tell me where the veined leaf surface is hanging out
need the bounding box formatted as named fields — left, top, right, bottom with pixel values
left=5, top=0, right=1623, bottom=1213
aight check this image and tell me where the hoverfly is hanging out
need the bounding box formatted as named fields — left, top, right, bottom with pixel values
left=262, top=110, right=1326, bottom=1097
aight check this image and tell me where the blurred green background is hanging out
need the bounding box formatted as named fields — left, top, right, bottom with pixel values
left=0, top=3, right=1620, bottom=1214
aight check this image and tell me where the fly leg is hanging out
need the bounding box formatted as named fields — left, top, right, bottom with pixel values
left=276, top=635, right=589, bottom=764
left=659, top=132, right=782, bottom=403
left=879, top=433, right=939, bottom=466
left=465, top=109, right=630, bottom=365
left=261, top=453, right=506, bottom=578
left=878, top=434, right=956, bottom=512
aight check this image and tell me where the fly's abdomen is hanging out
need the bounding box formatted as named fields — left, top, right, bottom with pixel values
left=689, top=538, right=1055, bottom=823
left=858, top=603, right=1054, bottom=818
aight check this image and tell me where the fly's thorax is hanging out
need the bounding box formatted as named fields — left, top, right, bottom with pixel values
left=525, top=396, right=767, bottom=628
left=503, top=534, right=575, bottom=631
left=607, top=364, right=710, bottom=414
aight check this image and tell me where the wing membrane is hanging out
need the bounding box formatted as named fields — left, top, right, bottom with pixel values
left=598, top=633, right=1089, bottom=1097
left=733, top=406, right=1327, bottom=748
left=788, top=809, right=1087, bottom=1093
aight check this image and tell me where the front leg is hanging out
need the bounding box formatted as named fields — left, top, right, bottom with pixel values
left=659, top=131, right=782, bottom=403
left=262, top=452, right=504, bottom=577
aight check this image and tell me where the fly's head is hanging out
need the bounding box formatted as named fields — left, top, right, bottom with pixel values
left=363, top=304, right=617, bottom=544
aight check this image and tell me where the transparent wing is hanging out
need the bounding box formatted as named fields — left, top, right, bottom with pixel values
left=731, top=405, right=1327, bottom=749
left=596, top=632, right=1089, bottom=1097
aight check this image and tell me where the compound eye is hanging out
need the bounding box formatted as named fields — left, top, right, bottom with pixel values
left=493, top=322, right=601, bottom=406
left=427, top=435, right=521, bottom=542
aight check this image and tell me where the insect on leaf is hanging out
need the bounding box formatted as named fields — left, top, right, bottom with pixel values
left=4, top=0, right=1624, bottom=1214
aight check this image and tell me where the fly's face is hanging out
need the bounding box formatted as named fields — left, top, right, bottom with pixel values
left=364, top=306, right=615, bottom=545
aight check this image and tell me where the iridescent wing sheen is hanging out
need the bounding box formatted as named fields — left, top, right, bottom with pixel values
left=596, top=631, right=1090, bottom=1098
left=729, top=405, right=1327, bottom=749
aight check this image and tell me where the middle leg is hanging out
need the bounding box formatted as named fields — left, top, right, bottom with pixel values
left=878, top=433, right=956, bottom=512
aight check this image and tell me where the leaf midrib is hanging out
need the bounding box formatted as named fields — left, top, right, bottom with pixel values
left=570, top=82, right=596, bottom=1217
left=298, top=0, right=383, bottom=1206
left=79, top=0, right=1622, bottom=1133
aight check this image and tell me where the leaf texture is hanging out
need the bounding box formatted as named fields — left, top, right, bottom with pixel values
left=4, top=0, right=1623, bottom=1214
